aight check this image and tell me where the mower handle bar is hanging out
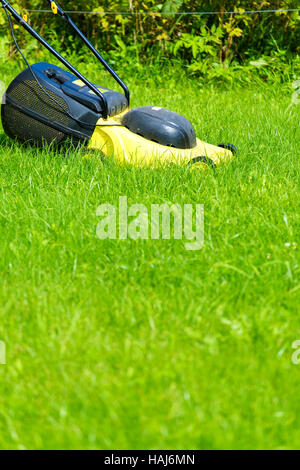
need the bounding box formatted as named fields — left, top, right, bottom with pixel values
left=45, top=0, right=130, bottom=106
left=1, top=0, right=130, bottom=118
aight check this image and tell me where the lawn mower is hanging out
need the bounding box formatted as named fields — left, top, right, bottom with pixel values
left=1, top=0, right=236, bottom=168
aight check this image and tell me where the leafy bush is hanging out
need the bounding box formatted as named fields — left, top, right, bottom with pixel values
left=0, top=1, right=299, bottom=80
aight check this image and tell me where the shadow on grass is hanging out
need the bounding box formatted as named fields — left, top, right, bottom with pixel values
left=0, top=133, right=12, bottom=146
left=0, top=133, right=89, bottom=157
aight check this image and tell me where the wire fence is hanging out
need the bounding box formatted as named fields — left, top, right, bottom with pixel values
left=18, top=8, right=300, bottom=16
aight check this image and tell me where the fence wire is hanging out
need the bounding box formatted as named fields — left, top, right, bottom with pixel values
left=17, top=8, right=300, bottom=16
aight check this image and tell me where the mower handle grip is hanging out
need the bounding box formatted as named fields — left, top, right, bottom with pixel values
left=46, top=0, right=65, bottom=17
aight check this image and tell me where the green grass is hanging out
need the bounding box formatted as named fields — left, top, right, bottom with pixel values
left=0, top=62, right=299, bottom=450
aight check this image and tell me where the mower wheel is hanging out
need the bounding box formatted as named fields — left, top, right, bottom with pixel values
left=218, top=143, right=237, bottom=155
left=189, top=156, right=216, bottom=169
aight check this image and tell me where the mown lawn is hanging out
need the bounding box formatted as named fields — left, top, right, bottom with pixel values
left=0, top=63, right=299, bottom=449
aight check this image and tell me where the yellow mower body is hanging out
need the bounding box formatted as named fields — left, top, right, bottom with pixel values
left=88, top=111, right=233, bottom=167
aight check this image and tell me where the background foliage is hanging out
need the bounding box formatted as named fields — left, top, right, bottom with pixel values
left=0, top=1, right=299, bottom=81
